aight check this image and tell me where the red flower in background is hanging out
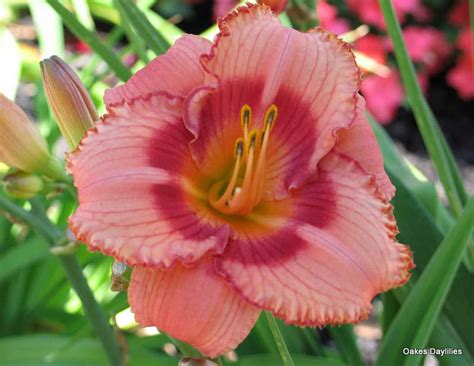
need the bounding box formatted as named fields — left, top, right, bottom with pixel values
left=447, top=28, right=474, bottom=100
left=402, top=26, right=451, bottom=74
left=449, top=1, right=469, bottom=27
left=317, top=0, right=350, bottom=35
left=361, top=71, right=404, bottom=124
left=345, top=0, right=426, bottom=30
left=355, top=34, right=390, bottom=65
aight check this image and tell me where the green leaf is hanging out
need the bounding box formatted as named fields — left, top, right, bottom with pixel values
left=367, top=118, right=474, bottom=365
left=378, top=0, right=467, bottom=219
left=2, top=270, right=28, bottom=334
left=328, top=325, right=365, bottom=366
left=0, top=238, right=49, bottom=282
left=376, top=197, right=474, bottom=366
left=113, top=0, right=150, bottom=63
left=0, top=27, right=21, bottom=99
left=370, top=116, right=473, bottom=272
left=46, top=0, right=132, bottom=81
left=71, top=0, right=95, bottom=30
left=29, top=0, right=64, bottom=57
left=114, top=0, right=170, bottom=55
left=387, top=172, right=474, bottom=365
left=371, top=113, right=474, bottom=362
left=265, top=312, right=295, bottom=366
left=381, top=291, right=399, bottom=334
left=0, top=334, right=177, bottom=366
left=228, top=354, right=347, bottom=366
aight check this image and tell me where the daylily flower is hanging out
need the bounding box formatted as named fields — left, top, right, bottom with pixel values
left=68, top=4, right=413, bottom=357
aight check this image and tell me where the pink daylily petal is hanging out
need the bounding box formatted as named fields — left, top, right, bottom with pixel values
left=128, top=257, right=260, bottom=357
left=336, top=95, right=395, bottom=199
left=68, top=93, right=229, bottom=267
left=184, top=4, right=360, bottom=200
left=105, top=35, right=212, bottom=107
left=215, top=151, right=412, bottom=325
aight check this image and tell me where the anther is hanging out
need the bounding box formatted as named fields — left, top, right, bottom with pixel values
left=264, top=104, right=278, bottom=130
left=241, top=104, right=251, bottom=129
left=234, top=138, right=244, bottom=157
left=249, top=131, right=257, bottom=148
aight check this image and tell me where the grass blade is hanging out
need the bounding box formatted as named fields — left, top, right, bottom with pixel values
left=329, top=325, right=365, bottom=366
left=46, top=0, right=132, bottom=81
left=0, top=238, right=49, bottom=282
left=71, top=0, right=95, bottom=30
left=113, top=0, right=150, bottom=63
left=29, top=0, right=64, bottom=57
left=375, top=198, right=474, bottom=366
left=115, top=0, right=170, bottom=55
left=265, top=312, right=295, bottom=366
left=0, top=28, right=21, bottom=99
left=378, top=0, right=468, bottom=218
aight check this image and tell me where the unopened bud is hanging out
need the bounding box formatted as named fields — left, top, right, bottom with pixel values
left=40, top=56, right=98, bottom=149
left=0, top=94, right=63, bottom=179
left=3, top=172, right=44, bottom=199
left=179, top=358, right=218, bottom=366
left=258, top=0, right=288, bottom=14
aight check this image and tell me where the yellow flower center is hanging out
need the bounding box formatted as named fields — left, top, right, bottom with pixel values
left=208, top=104, right=277, bottom=216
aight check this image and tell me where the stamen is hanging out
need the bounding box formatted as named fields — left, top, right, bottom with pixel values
left=229, top=133, right=256, bottom=212
left=208, top=104, right=278, bottom=215
left=264, top=104, right=278, bottom=130
left=241, top=104, right=251, bottom=151
left=209, top=139, right=243, bottom=210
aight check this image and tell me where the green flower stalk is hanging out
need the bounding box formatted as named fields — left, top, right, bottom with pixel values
left=0, top=93, right=65, bottom=180
left=40, top=55, right=98, bottom=149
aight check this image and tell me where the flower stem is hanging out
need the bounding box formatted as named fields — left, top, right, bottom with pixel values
left=378, top=0, right=468, bottom=218
left=0, top=196, right=124, bottom=366
left=265, top=312, right=295, bottom=366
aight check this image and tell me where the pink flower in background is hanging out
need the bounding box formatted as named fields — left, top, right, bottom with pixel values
left=346, top=0, right=424, bottom=29
left=318, top=0, right=350, bottom=35
left=448, top=28, right=474, bottom=99
left=402, top=26, right=451, bottom=74
left=361, top=71, right=404, bottom=124
left=258, top=0, right=288, bottom=14
left=355, top=34, right=390, bottom=64
left=68, top=4, right=413, bottom=356
left=213, top=0, right=236, bottom=19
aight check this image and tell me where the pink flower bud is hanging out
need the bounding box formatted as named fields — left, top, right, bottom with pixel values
left=0, top=94, right=62, bottom=178
left=40, top=56, right=98, bottom=149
